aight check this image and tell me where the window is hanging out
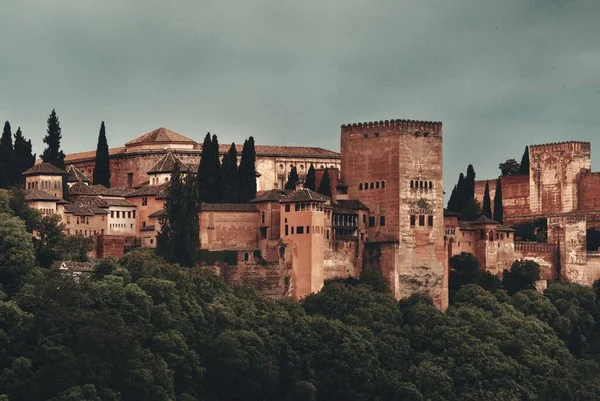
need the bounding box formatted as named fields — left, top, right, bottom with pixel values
left=111, top=211, right=114, bottom=218
left=142, top=197, right=148, bottom=206
left=381, top=181, right=385, bottom=189
left=427, top=215, right=433, bottom=227
left=326, top=230, right=330, bottom=239
left=429, top=181, right=433, bottom=189
left=410, top=215, right=416, bottom=226
left=127, top=173, right=133, bottom=188
left=376, top=181, right=380, bottom=189
left=359, top=183, right=363, bottom=190
left=489, top=230, right=494, bottom=241
left=380, top=216, right=386, bottom=226
left=297, top=226, right=304, bottom=234
left=67, top=216, right=70, bottom=224
left=76, top=217, right=80, bottom=224
left=261, top=212, right=265, bottom=224
left=420, top=181, right=424, bottom=189
left=369, top=217, right=375, bottom=227
left=291, top=227, right=295, bottom=234
left=307, top=226, right=310, bottom=234
left=244, top=252, right=249, bottom=261
left=133, top=211, right=136, bottom=218
left=410, top=180, right=414, bottom=188
left=285, top=225, right=289, bottom=235
left=117, top=211, right=120, bottom=218
left=419, top=215, right=425, bottom=226
left=142, top=221, right=146, bottom=228
left=370, top=182, right=374, bottom=189
left=128, top=211, right=132, bottom=219
left=150, top=239, right=153, bottom=244
left=363, top=214, right=366, bottom=224
left=285, top=204, right=290, bottom=212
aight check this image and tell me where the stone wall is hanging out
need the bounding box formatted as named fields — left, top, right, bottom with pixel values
left=514, top=242, right=557, bottom=280
left=199, top=210, right=259, bottom=251
left=323, top=240, right=360, bottom=280
left=578, top=172, right=600, bottom=212
left=95, top=235, right=125, bottom=259
left=475, top=175, right=530, bottom=221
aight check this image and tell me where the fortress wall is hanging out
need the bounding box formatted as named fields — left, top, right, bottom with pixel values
left=323, top=240, right=360, bottom=280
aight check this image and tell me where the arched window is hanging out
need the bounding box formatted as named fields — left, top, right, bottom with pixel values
left=489, top=230, right=494, bottom=241
left=410, top=180, right=414, bottom=188
left=364, top=182, right=369, bottom=190
left=359, top=183, right=363, bottom=190
left=279, top=164, right=284, bottom=170
left=244, top=252, right=249, bottom=261
left=381, top=181, right=385, bottom=189
left=376, top=181, right=380, bottom=189
left=370, top=182, right=374, bottom=189
left=429, top=181, right=433, bottom=189
left=419, top=181, right=423, bottom=189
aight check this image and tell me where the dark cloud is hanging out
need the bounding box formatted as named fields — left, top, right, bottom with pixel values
left=1, top=0, right=598, bottom=194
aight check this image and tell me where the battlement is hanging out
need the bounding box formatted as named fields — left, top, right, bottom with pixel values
left=515, top=241, right=556, bottom=254
left=341, top=119, right=442, bottom=132
left=529, top=141, right=591, bottom=154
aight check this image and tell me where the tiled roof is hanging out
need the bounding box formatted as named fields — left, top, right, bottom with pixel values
left=66, top=165, right=91, bottom=183
left=148, top=209, right=167, bottom=218
left=280, top=188, right=330, bottom=203
left=103, top=198, right=136, bottom=207
left=471, top=215, right=499, bottom=225
left=64, top=147, right=127, bottom=163
left=69, top=182, right=108, bottom=196
left=458, top=221, right=473, bottom=230
left=126, top=127, right=196, bottom=146
left=333, top=207, right=357, bottom=215
left=250, top=189, right=293, bottom=203
left=335, top=199, right=369, bottom=211
left=24, top=188, right=60, bottom=201
left=498, top=225, right=515, bottom=232
left=71, top=195, right=108, bottom=207
left=217, top=144, right=339, bottom=158
left=104, top=187, right=135, bottom=196
left=125, top=182, right=170, bottom=198
left=200, top=203, right=259, bottom=212
left=23, top=163, right=65, bottom=176
left=64, top=204, right=97, bottom=216
left=147, top=151, right=193, bottom=174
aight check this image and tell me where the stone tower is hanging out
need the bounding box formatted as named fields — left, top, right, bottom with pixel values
left=340, top=119, right=448, bottom=310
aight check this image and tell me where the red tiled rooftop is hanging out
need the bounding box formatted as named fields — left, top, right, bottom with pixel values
left=125, top=127, right=196, bottom=146
left=23, top=163, right=65, bottom=176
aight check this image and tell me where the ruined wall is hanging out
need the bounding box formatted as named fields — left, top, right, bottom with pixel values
left=578, top=172, right=600, bottom=212
left=341, top=119, right=447, bottom=310
left=323, top=240, right=360, bottom=280
left=548, top=215, right=588, bottom=283
left=199, top=210, right=259, bottom=251
left=514, top=242, right=557, bottom=280
left=529, top=142, right=591, bottom=215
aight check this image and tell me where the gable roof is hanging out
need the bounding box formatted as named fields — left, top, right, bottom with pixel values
left=69, top=182, right=108, bottom=196
left=279, top=188, right=331, bottom=203
left=147, top=151, right=193, bottom=174
left=23, top=163, right=65, bottom=176
left=125, top=127, right=196, bottom=147
left=24, top=188, right=60, bottom=201
left=66, top=165, right=91, bottom=183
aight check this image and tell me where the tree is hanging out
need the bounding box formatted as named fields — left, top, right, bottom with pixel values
left=58, top=234, right=94, bottom=262
left=493, top=178, right=504, bottom=224
left=197, top=133, right=221, bottom=203
left=464, top=164, right=476, bottom=200
left=447, top=173, right=465, bottom=213
left=220, top=143, right=240, bottom=202
left=238, top=137, right=257, bottom=202
left=34, top=214, right=65, bottom=268
left=460, top=197, right=481, bottom=221
left=212, top=134, right=221, bottom=199
left=519, top=146, right=530, bottom=175
left=13, top=127, right=36, bottom=184
left=317, top=167, right=332, bottom=197
left=304, top=165, right=316, bottom=191
left=499, top=159, right=521, bottom=176
left=158, top=165, right=199, bottom=267
left=41, top=109, right=66, bottom=170
left=482, top=182, right=492, bottom=218
left=0, top=121, right=18, bottom=188
left=92, top=121, right=111, bottom=187
left=285, top=166, right=299, bottom=190
left=502, top=259, right=540, bottom=295
left=0, top=213, right=36, bottom=293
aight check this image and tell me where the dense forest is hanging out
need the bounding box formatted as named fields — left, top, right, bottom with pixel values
left=2, top=190, right=600, bottom=400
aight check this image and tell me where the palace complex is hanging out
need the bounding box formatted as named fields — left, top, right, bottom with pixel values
left=23, top=123, right=600, bottom=310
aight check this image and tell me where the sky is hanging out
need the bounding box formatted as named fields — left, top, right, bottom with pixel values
left=1, top=0, right=599, bottom=195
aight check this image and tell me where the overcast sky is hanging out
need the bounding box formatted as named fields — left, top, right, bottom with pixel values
left=1, top=0, right=599, bottom=193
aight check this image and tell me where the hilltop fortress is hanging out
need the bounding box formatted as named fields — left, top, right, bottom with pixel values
left=23, top=120, right=600, bottom=310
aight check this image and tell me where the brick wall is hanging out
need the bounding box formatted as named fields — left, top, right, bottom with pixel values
left=323, top=240, right=360, bottom=280
left=95, top=235, right=125, bottom=259
left=199, top=210, right=259, bottom=251
left=514, top=242, right=557, bottom=280
left=578, top=172, right=600, bottom=211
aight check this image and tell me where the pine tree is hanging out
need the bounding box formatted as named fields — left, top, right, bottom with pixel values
left=519, top=146, right=530, bottom=175
left=285, top=166, right=299, bottom=190
left=482, top=182, right=492, bottom=218
left=157, top=165, right=199, bottom=267
left=220, top=143, right=240, bottom=202
left=197, top=133, right=221, bottom=203
left=317, top=167, right=332, bottom=197
left=0, top=121, right=17, bottom=188
left=493, top=178, right=504, bottom=224
left=13, top=127, right=36, bottom=183
left=41, top=109, right=66, bottom=170
left=93, top=121, right=111, bottom=187
left=238, top=137, right=257, bottom=202
left=304, top=164, right=316, bottom=190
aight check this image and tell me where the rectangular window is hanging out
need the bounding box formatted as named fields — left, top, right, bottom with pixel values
left=127, top=173, right=134, bottom=188
left=363, top=214, right=366, bottom=224
left=261, top=212, right=265, bottom=224
left=142, top=197, right=148, bottom=206
left=285, top=204, right=290, bottom=212
left=379, top=216, right=386, bottom=226
left=297, top=226, right=304, bottom=234
left=369, top=217, right=375, bottom=227
left=128, top=211, right=131, bottom=219
left=67, top=216, right=70, bottom=224
left=291, top=226, right=295, bottom=235
left=285, top=225, right=289, bottom=236
left=410, top=215, right=416, bottom=226
left=419, top=215, right=425, bottom=226
left=306, top=226, right=310, bottom=234
left=294, top=204, right=300, bottom=212
left=428, top=215, right=433, bottom=227
left=326, top=230, right=330, bottom=240
left=117, top=211, right=120, bottom=218
left=111, top=211, right=114, bottom=218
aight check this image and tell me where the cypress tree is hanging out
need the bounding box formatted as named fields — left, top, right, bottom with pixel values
left=464, top=164, right=476, bottom=200
left=304, top=164, right=316, bottom=190
left=158, top=165, right=199, bottom=267
left=197, top=133, right=221, bottom=203
left=519, top=146, right=530, bottom=175
left=493, top=178, right=504, bottom=224
left=238, top=136, right=257, bottom=202
left=482, top=182, right=492, bottom=218
left=0, top=121, right=17, bottom=188
left=317, top=167, right=332, bottom=197
left=220, top=143, right=240, bottom=202
left=284, top=166, right=299, bottom=190
left=212, top=134, right=221, bottom=200
left=93, top=121, right=111, bottom=187
left=13, top=127, right=36, bottom=183
left=41, top=109, right=66, bottom=170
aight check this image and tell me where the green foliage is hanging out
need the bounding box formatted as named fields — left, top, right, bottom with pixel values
left=13, top=127, right=35, bottom=185
left=34, top=214, right=66, bottom=268
left=92, top=121, right=111, bottom=187
left=519, top=146, right=530, bottom=175
left=197, top=133, right=221, bottom=203
left=317, top=167, right=332, bottom=198
left=58, top=235, right=94, bottom=262
left=0, top=121, right=19, bottom=189
left=460, top=197, right=481, bottom=222
left=284, top=166, right=299, bottom=190
left=220, top=143, right=240, bottom=202
left=499, top=158, right=520, bottom=176
left=303, top=164, right=316, bottom=191
left=502, top=259, right=541, bottom=295
left=481, top=181, right=492, bottom=218
left=449, top=252, right=501, bottom=302
left=41, top=109, right=66, bottom=170
left=493, top=178, right=504, bottom=224
left=196, top=249, right=237, bottom=265
left=238, top=136, right=257, bottom=202
left=0, top=213, right=35, bottom=294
